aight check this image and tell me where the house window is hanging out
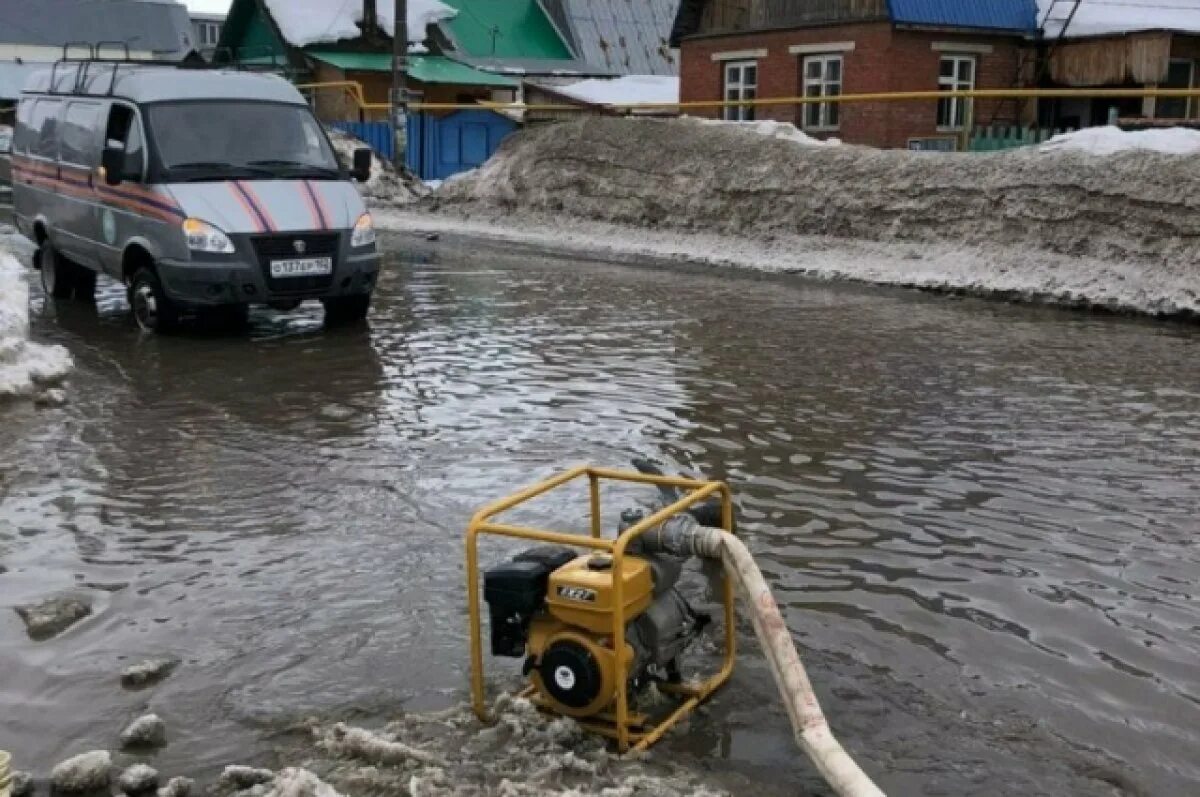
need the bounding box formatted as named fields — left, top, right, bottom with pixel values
left=802, top=54, right=842, bottom=130
left=1158, top=59, right=1196, bottom=119
left=937, top=54, right=976, bottom=130
left=723, top=60, right=757, bottom=121
left=198, top=22, right=220, bottom=46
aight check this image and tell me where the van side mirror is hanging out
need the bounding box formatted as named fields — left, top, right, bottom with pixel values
left=351, top=148, right=372, bottom=182
left=101, top=145, right=126, bottom=186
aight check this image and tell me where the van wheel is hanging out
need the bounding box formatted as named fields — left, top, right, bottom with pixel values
left=39, top=244, right=76, bottom=300
left=74, top=268, right=97, bottom=303
left=130, top=268, right=180, bottom=333
left=322, top=294, right=371, bottom=326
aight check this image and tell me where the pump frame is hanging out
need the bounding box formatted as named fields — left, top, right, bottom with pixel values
left=466, top=465, right=736, bottom=753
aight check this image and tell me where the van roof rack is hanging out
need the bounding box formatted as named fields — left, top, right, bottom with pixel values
left=48, top=41, right=161, bottom=97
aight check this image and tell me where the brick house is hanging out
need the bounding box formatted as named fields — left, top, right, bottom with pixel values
left=671, top=0, right=1037, bottom=148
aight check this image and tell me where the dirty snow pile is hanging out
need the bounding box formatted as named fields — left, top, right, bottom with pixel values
left=263, top=0, right=455, bottom=48
left=280, top=695, right=730, bottom=797
left=325, top=128, right=429, bottom=205
left=413, top=116, right=1200, bottom=316
left=0, top=246, right=72, bottom=400
left=693, top=117, right=841, bottom=146
left=1039, top=125, right=1200, bottom=156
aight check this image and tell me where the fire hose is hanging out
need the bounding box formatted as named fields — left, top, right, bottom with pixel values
left=639, top=513, right=885, bottom=797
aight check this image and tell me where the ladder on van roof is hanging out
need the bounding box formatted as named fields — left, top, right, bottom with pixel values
left=48, top=41, right=141, bottom=97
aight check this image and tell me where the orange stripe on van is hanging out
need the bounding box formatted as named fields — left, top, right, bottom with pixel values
left=236, top=182, right=277, bottom=232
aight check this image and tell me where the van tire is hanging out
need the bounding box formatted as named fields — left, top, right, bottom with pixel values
left=130, top=268, right=180, bottom=334
left=74, top=268, right=97, bottom=303
left=322, top=294, right=371, bottom=326
left=39, top=243, right=76, bottom=300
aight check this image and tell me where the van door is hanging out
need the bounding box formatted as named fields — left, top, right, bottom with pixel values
left=16, top=98, right=64, bottom=245
left=96, top=103, right=149, bottom=279
left=57, top=100, right=105, bottom=268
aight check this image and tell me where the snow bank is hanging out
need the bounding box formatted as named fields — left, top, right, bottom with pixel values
left=414, top=116, right=1200, bottom=316
left=1040, top=125, right=1200, bottom=156
left=0, top=247, right=72, bottom=400
left=1040, top=0, right=1200, bottom=39
left=263, top=0, right=455, bottom=48
left=693, top=117, right=841, bottom=146
left=553, top=75, right=679, bottom=107
left=325, top=128, right=429, bottom=205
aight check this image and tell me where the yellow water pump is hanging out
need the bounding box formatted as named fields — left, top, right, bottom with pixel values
left=466, top=465, right=736, bottom=751
left=466, top=465, right=885, bottom=797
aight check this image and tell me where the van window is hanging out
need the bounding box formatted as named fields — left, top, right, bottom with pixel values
left=124, top=118, right=145, bottom=178
left=105, top=104, right=146, bottom=181
left=145, top=101, right=339, bottom=179
left=13, top=99, right=34, bottom=154
left=30, top=99, right=63, bottom=159
left=61, top=102, right=103, bottom=166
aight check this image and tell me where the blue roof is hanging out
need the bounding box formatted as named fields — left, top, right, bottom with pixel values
left=888, top=0, right=1037, bottom=33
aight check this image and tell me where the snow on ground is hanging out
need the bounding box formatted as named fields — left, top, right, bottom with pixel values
left=1040, top=125, right=1200, bottom=156
left=692, top=117, right=841, bottom=146
left=325, top=128, right=429, bottom=205
left=381, top=116, right=1200, bottom=317
left=263, top=0, right=455, bottom=47
left=553, top=75, right=679, bottom=107
left=0, top=244, right=72, bottom=400
left=1040, top=0, right=1200, bottom=38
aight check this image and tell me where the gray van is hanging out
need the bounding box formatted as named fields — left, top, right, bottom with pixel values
left=12, top=60, right=380, bottom=332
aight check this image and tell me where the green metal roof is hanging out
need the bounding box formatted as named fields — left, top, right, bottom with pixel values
left=439, top=0, right=572, bottom=60
left=305, top=51, right=518, bottom=87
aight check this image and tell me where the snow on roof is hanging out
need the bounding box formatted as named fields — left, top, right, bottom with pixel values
left=553, top=75, right=679, bottom=106
left=263, top=0, right=456, bottom=47
left=1041, top=0, right=1200, bottom=39
left=1039, top=125, right=1200, bottom=155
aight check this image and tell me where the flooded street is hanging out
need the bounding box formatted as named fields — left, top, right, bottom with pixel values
left=1, top=232, right=1198, bottom=795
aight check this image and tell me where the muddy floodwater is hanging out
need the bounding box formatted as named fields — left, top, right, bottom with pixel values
left=2, top=233, right=1198, bottom=795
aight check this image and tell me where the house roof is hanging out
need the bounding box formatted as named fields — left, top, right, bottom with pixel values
left=889, top=0, right=1036, bottom=33
left=0, top=0, right=196, bottom=60
left=439, top=0, right=573, bottom=60
left=1039, top=0, right=1200, bottom=39
left=671, top=0, right=1036, bottom=43
left=540, top=0, right=680, bottom=76
left=305, top=51, right=518, bottom=87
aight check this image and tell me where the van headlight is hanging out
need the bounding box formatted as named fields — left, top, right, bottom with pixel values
left=183, top=218, right=235, bottom=254
left=351, top=213, right=376, bottom=248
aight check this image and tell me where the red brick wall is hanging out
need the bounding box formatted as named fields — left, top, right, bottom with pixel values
left=679, top=23, right=1026, bottom=148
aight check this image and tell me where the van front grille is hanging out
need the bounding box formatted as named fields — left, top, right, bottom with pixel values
left=251, top=233, right=340, bottom=294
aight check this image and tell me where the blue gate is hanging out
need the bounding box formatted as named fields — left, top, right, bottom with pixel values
left=329, top=121, right=395, bottom=163
left=406, top=110, right=517, bottom=182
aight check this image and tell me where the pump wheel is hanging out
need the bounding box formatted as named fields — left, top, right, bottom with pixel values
left=322, top=294, right=371, bottom=326
left=39, top=243, right=76, bottom=300
left=130, top=268, right=180, bottom=334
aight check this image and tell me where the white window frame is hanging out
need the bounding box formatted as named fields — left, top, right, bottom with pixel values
left=723, top=60, right=757, bottom=122
left=937, top=54, right=976, bottom=131
left=801, top=54, right=843, bottom=131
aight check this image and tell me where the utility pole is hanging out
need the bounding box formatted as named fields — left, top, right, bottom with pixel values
left=391, top=0, right=407, bottom=169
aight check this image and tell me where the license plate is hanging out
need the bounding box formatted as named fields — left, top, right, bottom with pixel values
left=269, top=257, right=332, bottom=278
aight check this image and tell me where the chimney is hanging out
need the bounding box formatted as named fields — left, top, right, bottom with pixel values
left=363, top=0, right=378, bottom=39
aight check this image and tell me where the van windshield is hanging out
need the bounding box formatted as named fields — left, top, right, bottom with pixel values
left=146, top=101, right=341, bottom=180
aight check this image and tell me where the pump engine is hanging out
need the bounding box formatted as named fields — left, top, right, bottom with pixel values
left=483, top=512, right=709, bottom=718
